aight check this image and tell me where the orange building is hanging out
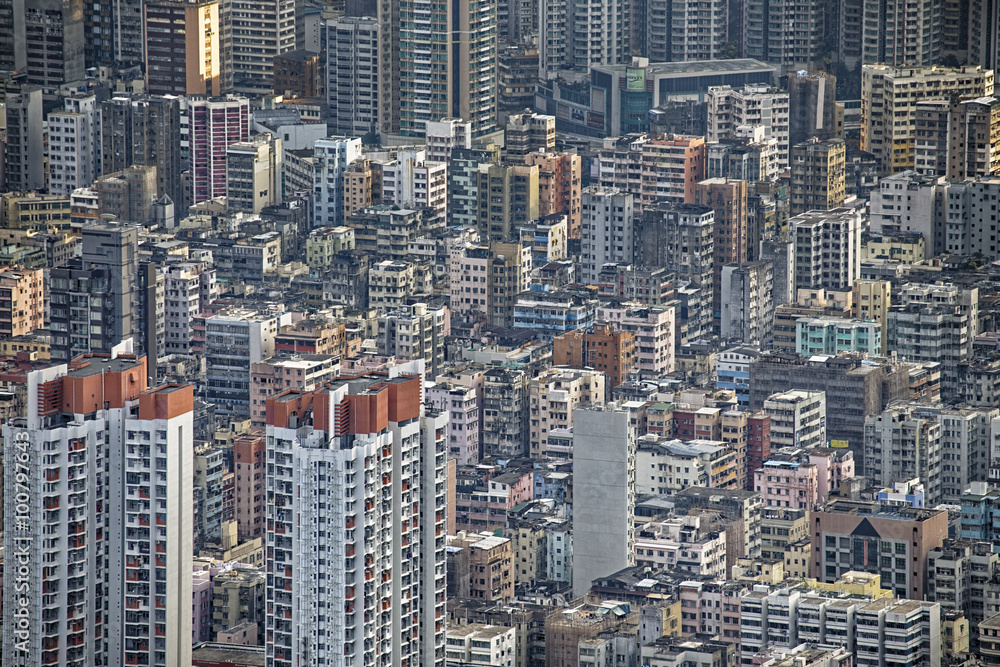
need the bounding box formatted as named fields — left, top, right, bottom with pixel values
left=525, top=151, right=582, bottom=238
left=695, top=178, right=749, bottom=310
left=553, top=323, right=636, bottom=388
left=0, top=267, right=44, bottom=337
left=640, top=135, right=706, bottom=205
left=448, top=532, right=515, bottom=602
left=234, top=433, right=266, bottom=540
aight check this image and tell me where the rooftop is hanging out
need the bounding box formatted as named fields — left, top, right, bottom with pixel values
left=67, top=355, right=144, bottom=378
left=598, top=59, right=774, bottom=76
left=819, top=499, right=946, bottom=522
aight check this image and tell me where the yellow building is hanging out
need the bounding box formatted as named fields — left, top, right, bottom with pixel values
left=0, top=268, right=44, bottom=337
left=344, top=159, right=373, bottom=218
left=525, top=151, right=582, bottom=238
left=785, top=539, right=812, bottom=579
left=144, top=0, right=222, bottom=96
left=808, top=571, right=894, bottom=599
left=1, top=192, right=73, bottom=231
left=0, top=332, right=51, bottom=359
left=942, top=611, right=970, bottom=658
left=862, top=65, right=994, bottom=175
left=852, top=279, right=892, bottom=354
left=477, top=164, right=539, bottom=242
left=862, top=232, right=926, bottom=264
left=790, top=138, right=846, bottom=215
left=305, top=226, right=355, bottom=269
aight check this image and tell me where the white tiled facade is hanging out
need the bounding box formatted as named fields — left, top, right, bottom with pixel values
left=266, top=364, right=447, bottom=667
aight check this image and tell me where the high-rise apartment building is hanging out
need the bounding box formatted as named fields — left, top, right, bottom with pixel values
left=525, top=151, right=582, bottom=237
left=226, top=134, right=283, bottom=213
left=424, top=118, right=473, bottom=165
left=887, top=283, right=978, bottom=397
left=47, top=94, right=101, bottom=196
left=377, top=303, right=448, bottom=376
left=48, top=223, right=141, bottom=362
left=790, top=138, right=846, bottom=215
left=720, top=261, right=774, bottom=347
left=695, top=178, right=748, bottom=311
left=313, top=136, right=364, bottom=228
left=927, top=540, right=1000, bottom=650
left=706, top=85, right=790, bottom=169
left=580, top=186, right=635, bottom=284
left=538, top=0, right=629, bottom=75
left=476, top=163, right=540, bottom=242
left=790, top=206, right=862, bottom=291
left=743, top=0, right=825, bottom=70
left=425, top=382, right=479, bottom=465
left=162, top=262, right=217, bottom=356
left=448, top=147, right=498, bottom=228
left=840, top=0, right=941, bottom=68
left=399, top=0, right=497, bottom=137
left=144, top=0, right=222, bottom=96
left=4, top=87, right=45, bottom=192
left=637, top=201, right=715, bottom=292
left=914, top=96, right=1000, bottom=180
left=641, top=0, right=728, bottom=62
left=379, top=151, right=449, bottom=220
left=968, top=0, right=1000, bottom=75
left=233, top=433, right=265, bottom=541
left=0, top=268, right=44, bottom=337
left=2, top=355, right=194, bottom=667
left=596, top=303, right=676, bottom=378
left=273, top=50, right=319, bottom=97
left=862, top=65, right=993, bottom=175
left=553, top=324, right=637, bottom=388
left=450, top=241, right=532, bottom=329
left=97, top=165, right=159, bottom=225
left=506, top=112, right=556, bottom=159
left=204, top=308, right=278, bottom=418
left=100, top=95, right=185, bottom=207
left=528, top=367, right=606, bottom=457
left=16, top=0, right=85, bottom=90
left=853, top=279, right=891, bottom=355
left=265, top=364, right=447, bottom=667
left=227, top=0, right=296, bottom=96
left=188, top=95, right=251, bottom=205
left=640, top=135, right=706, bottom=205
left=788, top=71, right=842, bottom=147
left=325, top=16, right=381, bottom=136
left=573, top=403, right=636, bottom=597
left=483, top=367, right=530, bottom=458
left=865, top=404, right=943, bottom=503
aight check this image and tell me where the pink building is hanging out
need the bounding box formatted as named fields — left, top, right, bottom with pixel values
left=808, top=447, right=854, bottom=504
left=754, top=460, right=820, bottom=510
left=234, top=434, right=266, bottom=541
left=808, top=448, right=855, bottom=502
left=189, top=95, right=250, bottom=204
left=678, top=580, right=748, bottom=642
left=192, top=567, right=214, bottom=643
left=249, top=355, right=339, bottom=428
left=426, top=382, right=480, bottom=466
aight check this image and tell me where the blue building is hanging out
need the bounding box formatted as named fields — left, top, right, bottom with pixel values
left=961, top=482, right=1000, bottom=547
left=716, top=346, right=761, bottom=409
left=513, top=289, right=597, bottom=339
